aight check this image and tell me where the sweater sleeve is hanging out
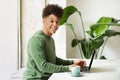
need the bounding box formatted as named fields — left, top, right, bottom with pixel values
left=56, top=57, right=73, bottom=65
left=28, top=37, right=69, bottom=73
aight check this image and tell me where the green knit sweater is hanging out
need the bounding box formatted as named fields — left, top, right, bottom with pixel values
left=23, top=30, right=73, bottom=80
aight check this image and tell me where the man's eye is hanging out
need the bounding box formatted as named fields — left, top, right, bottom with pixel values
left=56, top=21, right=59, bottom=24
left=50, top=21, right=54, bottom=23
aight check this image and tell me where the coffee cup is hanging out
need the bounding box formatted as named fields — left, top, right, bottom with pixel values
left=71, top=66, right=81, bottom=77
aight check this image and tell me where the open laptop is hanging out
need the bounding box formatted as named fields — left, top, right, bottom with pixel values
left=81, top=50, right=96, bottom=72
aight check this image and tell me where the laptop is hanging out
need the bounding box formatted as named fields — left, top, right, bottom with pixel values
left=81, top=50, right=96, bottom=72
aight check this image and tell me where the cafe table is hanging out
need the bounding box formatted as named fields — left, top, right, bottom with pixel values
left=48, top=59, right=120, bottom=80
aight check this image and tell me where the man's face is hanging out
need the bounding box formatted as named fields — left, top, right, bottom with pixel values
left=43, top=14, right=60, bottom=35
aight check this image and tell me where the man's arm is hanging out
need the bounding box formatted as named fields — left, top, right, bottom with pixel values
left=56, top=57, right=73, bottom=65
left=28, top=37, right=70, bottom=73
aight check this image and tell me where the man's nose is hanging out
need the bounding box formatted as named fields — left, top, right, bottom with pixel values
left=53, top=22, right=57, bottom=26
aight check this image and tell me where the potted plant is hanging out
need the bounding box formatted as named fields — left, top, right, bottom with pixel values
left=60, top=5, right=120, bottom=59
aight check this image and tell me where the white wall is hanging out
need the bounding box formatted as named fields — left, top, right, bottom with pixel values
left=66, top=0, right=120, bottom=59
left=0, top=0, right=18, bottom=78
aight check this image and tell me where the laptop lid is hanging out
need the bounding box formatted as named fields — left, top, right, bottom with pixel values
left=81, top=50, right=96, bottom=72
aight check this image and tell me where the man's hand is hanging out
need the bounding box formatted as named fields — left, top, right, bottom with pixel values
left=68, top=64, right=77, bottom=71
left=73, top=59, right=86, bottom=67
left=69, top=59, right=86, bottom=72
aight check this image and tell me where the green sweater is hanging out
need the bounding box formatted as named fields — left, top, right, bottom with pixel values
left=23, top=30, right=73, bottom=80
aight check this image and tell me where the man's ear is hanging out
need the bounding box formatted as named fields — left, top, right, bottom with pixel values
left=43, top=18, right=46, bottom=23
left=43, top=19, right=45, bottom=23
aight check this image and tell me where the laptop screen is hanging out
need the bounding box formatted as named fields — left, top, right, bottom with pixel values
left=81, top=50, right=96, bottom=72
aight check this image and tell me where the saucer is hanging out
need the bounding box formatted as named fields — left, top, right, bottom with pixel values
left=68, top=72, right=84, bottom=77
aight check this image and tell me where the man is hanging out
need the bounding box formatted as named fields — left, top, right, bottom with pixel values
left=24, top=4, right=86, bottom=80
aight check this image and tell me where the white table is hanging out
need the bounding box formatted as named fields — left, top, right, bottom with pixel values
left=48, top=60, right=120, bottom=80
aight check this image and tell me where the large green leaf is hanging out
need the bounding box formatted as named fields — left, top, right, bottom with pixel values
left=91, top=38, right=104, bottom=50
left=80, top=39, right=93, bottom=59
left=60, top=6, right=78, bottom=25
left=104, top=30, right=120, bottom=37
left=71, top=39, right=81, bottom=47
left=90, top=23, right=120, bottom=27
left=90, top=17, right=114, bottom=38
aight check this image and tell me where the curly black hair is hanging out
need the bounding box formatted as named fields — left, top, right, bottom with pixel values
left=42, top=4, right=63, bottom=19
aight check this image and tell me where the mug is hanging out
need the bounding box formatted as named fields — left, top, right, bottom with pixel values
left=71, top=66, right=81, bottom=77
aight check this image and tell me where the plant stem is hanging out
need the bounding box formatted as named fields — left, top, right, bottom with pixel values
left=78, top=11, right=89, bottom=59
left=99, top=37, right=109, bottom=59
left=96, top=49, right=100, bottom=59
left=72, top=30, right=84, bottom=58
left=78, top=11, right=86, bottom=40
